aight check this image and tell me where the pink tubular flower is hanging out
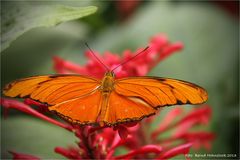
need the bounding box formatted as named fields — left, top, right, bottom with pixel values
left=1, top=34, right=214, bottom=159
left=8, top=151, right=40, bottom=160
left=156, top=143, right=192, bottom=159
left=114, top=145, right=162, bottom=159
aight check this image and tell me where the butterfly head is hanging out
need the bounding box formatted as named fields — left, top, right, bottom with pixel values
left=104, top=71, right=115, bottom=78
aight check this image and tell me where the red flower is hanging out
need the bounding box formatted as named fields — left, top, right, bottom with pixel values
left=53, top=34, right=183, bottom=79
left=8, top=151, right=40, bottom=160
left=157, top=143, right=192, bottom=159
left=115, top=0, right=141, bottom=21
left=0, top=98, right=73, bottom=131
left=1, top=34, right=214, bottom=159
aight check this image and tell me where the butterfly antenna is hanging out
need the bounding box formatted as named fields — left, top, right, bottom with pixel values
left=85, top=43, right=110, bottom=71
left=111, top=46, right=149, bottom=72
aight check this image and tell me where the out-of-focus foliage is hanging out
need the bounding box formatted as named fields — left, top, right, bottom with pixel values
left=1, top=1, right=239, bottom=159
left=1, top=1, right=97, bottom=52
left=2, top=116, right=76, bottom=159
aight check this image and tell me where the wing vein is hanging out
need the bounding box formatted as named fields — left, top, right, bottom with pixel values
left=44, top=84, right=99, bottom=101
left=50, top=86, right=100, bottom=103
left=116, top=84, right=154, bottom=108
left=143, top=86, right=162, bottom=105
left=51, top=87, right=100, bottom=107
left=162, top=82, right=195, bottom=103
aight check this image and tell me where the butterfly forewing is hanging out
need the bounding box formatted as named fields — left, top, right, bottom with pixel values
left=115, top=77, right=208, bottom=108
left=3, top=75, right=101, bottom=105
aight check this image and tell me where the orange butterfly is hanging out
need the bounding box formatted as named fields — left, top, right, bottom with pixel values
left=3, top=46, right=208, bottom=126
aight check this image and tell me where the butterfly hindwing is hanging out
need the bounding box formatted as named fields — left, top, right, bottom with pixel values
left=49, top=90, right=102, bottom=125
left=103, top=91, right=156, bottom=125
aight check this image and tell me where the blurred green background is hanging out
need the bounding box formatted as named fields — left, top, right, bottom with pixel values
left=1, top=1, right=239, bottom=159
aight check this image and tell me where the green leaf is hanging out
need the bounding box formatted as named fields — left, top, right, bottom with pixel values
left=1, top=2, right=97, bottom=52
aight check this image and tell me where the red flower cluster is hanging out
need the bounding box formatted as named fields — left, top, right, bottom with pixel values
left=1, top=34, right=215, bottom=159
left=53, top=34, right=183, bottom=78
